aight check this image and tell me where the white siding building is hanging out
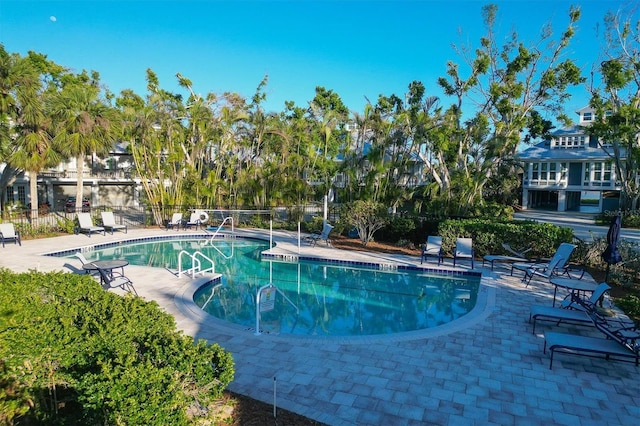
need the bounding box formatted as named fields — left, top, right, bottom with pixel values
left=518, top=107, right=622, bottom=213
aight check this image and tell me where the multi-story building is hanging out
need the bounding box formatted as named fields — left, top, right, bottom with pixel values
left=517, top=106, right=623, bottom=213
left=2, top=142, right=142, bottom=212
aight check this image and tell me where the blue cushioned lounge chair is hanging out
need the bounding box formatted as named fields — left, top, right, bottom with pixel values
left=511, top=243, right=576, bottom=285
left=421, top=236, right=443, bottom=264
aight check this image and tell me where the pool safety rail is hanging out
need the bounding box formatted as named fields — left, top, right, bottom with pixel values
left=178, top=250, right=215, bottom=278
left=202, top=216, right=235, bottom=245
left=255, top=283, right=299, bottom=336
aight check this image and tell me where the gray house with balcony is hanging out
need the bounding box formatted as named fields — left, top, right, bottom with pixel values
left=2, top=142, right=142, bottom=211
left=517, top=106, right=622, bottom=213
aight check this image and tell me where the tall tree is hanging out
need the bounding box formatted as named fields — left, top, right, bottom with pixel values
left=588, top=7, right=640, bottom=210
left=51, top=71, right=120, bottom=212
left=0, top=48, right=63, bottom=218
left=435, top=4, right=584, bottom=214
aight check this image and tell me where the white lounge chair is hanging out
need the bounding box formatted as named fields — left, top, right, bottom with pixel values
left=306, top=223, right=333, bottom=247
left=101, top=211, right=127, bottom=234
left=184, top=212, right=205, bottom=230
left=0, top=223, right=21, bottom=247
left=77, top=213, right=105, bottom=237
left=166, top=213, right=183, bottom=230
left=453, top=238, right=474, bottom=268
left=511, top=243, right=576, bottom=285
left=421, top=236, right=443, bottom=264
left=529, top=283, right=611, bottom=334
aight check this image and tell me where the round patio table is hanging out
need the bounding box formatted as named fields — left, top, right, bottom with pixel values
left=549, top=277, right=597, bottom=307
left=82, top=260, right=129, bottom=283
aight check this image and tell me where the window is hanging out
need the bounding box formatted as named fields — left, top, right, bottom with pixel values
left=549, top=163, right=557, bottom=181
left=6, top=185, right=14, bottom=203
left=585, top=162, right=613, bottom=186
left=17, top=186, right=26, bottom=205
left=583, top=112, right=593, bottom=121
left=529, top=162, right=559, bottom=185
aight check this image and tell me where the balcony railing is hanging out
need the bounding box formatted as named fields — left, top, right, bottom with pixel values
left=39, top=169, right=135, bottom=180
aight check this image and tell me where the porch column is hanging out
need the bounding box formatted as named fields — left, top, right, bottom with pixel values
left=557, top=190, right=567, bottom=212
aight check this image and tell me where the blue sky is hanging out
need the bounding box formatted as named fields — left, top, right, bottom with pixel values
left=0, top=0, right=635, bottom=116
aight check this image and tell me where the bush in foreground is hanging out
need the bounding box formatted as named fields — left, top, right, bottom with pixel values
left=0, top=269, right=234, bottom=425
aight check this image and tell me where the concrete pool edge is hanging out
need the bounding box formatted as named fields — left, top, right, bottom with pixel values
left=38, top=228, right=496, bottom=344
left=176, top=277, right=495, bottom=344
left=174, top=262, right=496, bottom=345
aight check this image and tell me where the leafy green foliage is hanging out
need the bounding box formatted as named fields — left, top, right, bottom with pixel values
left=0, top=270, right=234, bottom=424
left=341, top=201, right=389, bottom=246
left=437, top=219, right=574, bottom=258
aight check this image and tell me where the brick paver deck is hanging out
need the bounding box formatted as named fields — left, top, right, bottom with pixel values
left=2, top=228, right=638, bottom=425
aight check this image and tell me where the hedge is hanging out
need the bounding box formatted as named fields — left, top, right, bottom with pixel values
left=0, top=269, right=234, bottom=425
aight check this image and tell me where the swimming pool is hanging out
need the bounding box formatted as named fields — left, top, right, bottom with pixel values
left=61, top=237, right=480, bottom=336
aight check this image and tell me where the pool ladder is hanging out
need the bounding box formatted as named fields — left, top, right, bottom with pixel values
left=178, top=250, right=215, bottom=278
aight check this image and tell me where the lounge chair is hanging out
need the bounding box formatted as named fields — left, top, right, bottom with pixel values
left=544, top=311, right=640, bottom=369
left=502, top=243, right=533, bottom=259
left=166, top=213, right=183, bottom=230
left=101, top=211, right=127, bottom=234
left=184, top=212, right=204, bottom=230
left=77, top=213, right=105, bottom=237
left=306, top=222, right=333, bottom=247
left=96, top=266, right=138, bottom=295
left=0, top=223, right=21, bottom=247
left=529, top=283, right=611, bottom=334
left=421, top=236, right=443, bottom=264
left=511, top=243, right=576, bottom=285
left=544, top=331, right=639, bottom=369
left=482, top=243, right=531, bottom=270
left=453, top=237, right=474, bottom=268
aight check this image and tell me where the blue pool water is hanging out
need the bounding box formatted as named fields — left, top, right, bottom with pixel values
left=65, top=237, right=480, bottom=336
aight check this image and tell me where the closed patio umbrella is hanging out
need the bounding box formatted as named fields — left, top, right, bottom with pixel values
left=601, top=213, right=622, bottom=281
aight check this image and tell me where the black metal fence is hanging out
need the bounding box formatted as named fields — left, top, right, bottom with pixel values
left=0, top=203, right=342, bottom=231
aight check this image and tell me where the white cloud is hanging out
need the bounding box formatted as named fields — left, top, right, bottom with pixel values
left=50, top=16, right=57, bottom=22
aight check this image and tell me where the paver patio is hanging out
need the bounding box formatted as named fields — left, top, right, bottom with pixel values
left=1, top=228, right=638, bottom=425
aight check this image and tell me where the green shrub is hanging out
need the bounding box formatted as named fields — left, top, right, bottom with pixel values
left=615, top=294, right=640, bottom=321
left=0, top=269, right=234, bottom=424
left=377, top=217, right=416, bottom=242
left=437, top=219, right=574, bottom=258
left=340, top=201, right=389, bottom=246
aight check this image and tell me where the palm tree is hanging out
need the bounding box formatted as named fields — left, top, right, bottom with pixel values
left=51, top=78, right=120, bottom=212
left=3, top=49, right=60, bottom=219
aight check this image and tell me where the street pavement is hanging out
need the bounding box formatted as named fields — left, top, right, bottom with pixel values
left=514, top=211, right=640, bottom=244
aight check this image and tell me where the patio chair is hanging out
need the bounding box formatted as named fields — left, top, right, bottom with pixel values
left=96, top=266, right=138, bottom=296
left=166, top=213, right=183, bottom=230
left=529, top=283, right=611, bottom=334
left=0, top=223, right=21, bottom=247
left=543, top=308, right=640, bottom=369
left=77, top=213, right=105, bottom=237
left=306, top=222, right=333, bottom=247
left=511, top=243, right=576, bottom=285
left=482, top=243, right=531, bottom=271
left=101, top=211, right=127, bottom=234
left=421, top=236, right=443, bottom=264
left=184, top=212, right=205, bottom=230
left=453, top=237, right=474, bottom=268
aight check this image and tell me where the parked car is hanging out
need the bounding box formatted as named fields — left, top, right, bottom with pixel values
left=64, top=197, right=90, bottom=213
